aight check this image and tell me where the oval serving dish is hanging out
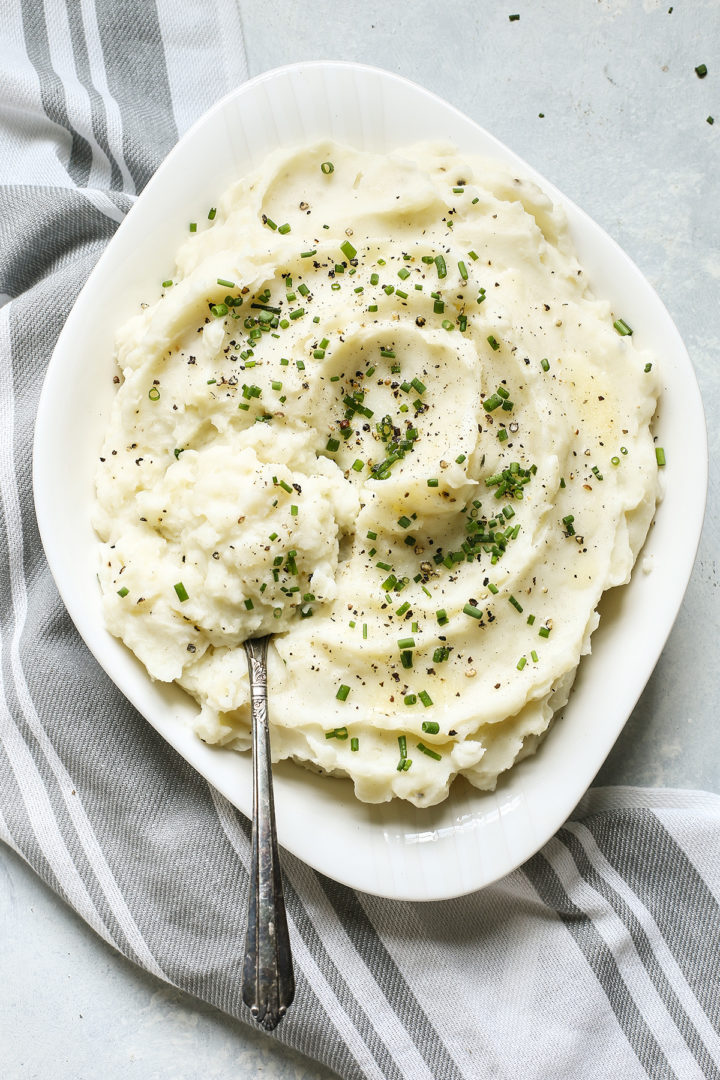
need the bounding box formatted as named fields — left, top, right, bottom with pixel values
left=33, top=61, right=706, bottom=901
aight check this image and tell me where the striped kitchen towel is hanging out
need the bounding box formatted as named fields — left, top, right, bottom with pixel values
left=2, top=4, right=719, bottom=1079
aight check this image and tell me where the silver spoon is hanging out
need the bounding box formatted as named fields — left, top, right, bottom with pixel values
left=241, top=636, right=295, bottom=1030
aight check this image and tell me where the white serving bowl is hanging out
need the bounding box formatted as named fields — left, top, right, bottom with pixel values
left=33, top=62, right=706, bottom=901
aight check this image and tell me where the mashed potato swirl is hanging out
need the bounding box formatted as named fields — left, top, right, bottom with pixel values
left=94, top=140, right=659, bottom=807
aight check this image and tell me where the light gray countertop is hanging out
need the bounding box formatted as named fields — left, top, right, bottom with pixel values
left=2, top=1, right=718, bottom=1077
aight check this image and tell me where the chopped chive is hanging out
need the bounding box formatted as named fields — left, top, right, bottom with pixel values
left=208, top=207, right=216, bottom=220
left=326, top=437, right=339, bottom=451
left=278, top=223, right=291, bottom=234
left=455, top=453, right=466, bottom=464
left=539, top=626, right=550, bottom=638
left=695, top=63, right=708, bottom=78
left=436, top=609, right=448, bottom=625
left=427, top=478, right=439, bottom=487
left=210, top=303, right=228, bottom=317
left=351, top=737, right=359, bottom=751
left=655, top=447, right=666, bottom=466
left=174, top=582, right=189, bottom=602
left=289, top=307, right=305, bottom=320
left=498, top=428, right=508, bottom=442
left=531, top=650, right=539, bottom=663
left=117, top=586, right=129, bottom=598
left=398, top=734, right=407, bottom=760
left=366, top=530, right=377, bottom=540
left=397, top=515, right=412, bottom=529
left=418, top=690, right=433, bottom=708
left=400, top=651, right=413, bottom=669
left=422, top=721, right=440, bottom=734
left=398, top=267, right=411, bottom=280
left=614, top=318, right=633, bottom=336
left=442, top=319, right=454, bottom=331
left=488, top=583, right=499, bottom=595
left=341, top=239, right=357, bottom=261
left=508, top=595, right=523, bottom=612
left=162, top=279, right=173, bottom=288
left=321, top=161, right=335, bottom=174
left=435, top=255, right=447, bottom=278
left=404, top=694, right=417, bottom=706
left=300, top=251, right=316, bottom=259
left=325, top=726, right=349, bottom=739
left=541, top=358, right=550, bottom=372
left=487, top=335, right=500, bottom=351
left=483, top=394, right=502, bottom=412
left=463, top=603, right=482, bottom=619
left=244, top=598, right=254, bottom=610
left=189, top=222, right=197, bottom=232
left=217, top=277, right=235, bottom=288
left=336, top=684, right=351, bottom=701
left=458, top=261, right=468, bottom=280
left=397, top=637, right=416, bottom=650
left=417, top=741, right=441, bottom=759
left=148, top=386, right=160, bottom=401
left=291, top=504, right=298, bottom=516
left=517, top=656, right=527, bottom=670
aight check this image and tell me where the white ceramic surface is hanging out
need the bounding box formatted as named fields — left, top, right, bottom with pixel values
left=32, top=62, right=706, bottom=901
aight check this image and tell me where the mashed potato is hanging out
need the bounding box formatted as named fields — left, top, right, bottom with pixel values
left=94, top=140, right=659, bottom=807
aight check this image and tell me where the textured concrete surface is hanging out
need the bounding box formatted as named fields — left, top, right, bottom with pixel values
left=2, top=2, right=718, bottom=1077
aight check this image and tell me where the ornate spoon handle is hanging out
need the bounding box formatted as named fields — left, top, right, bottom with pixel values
left=241, top=636, right=295, bottom=1030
